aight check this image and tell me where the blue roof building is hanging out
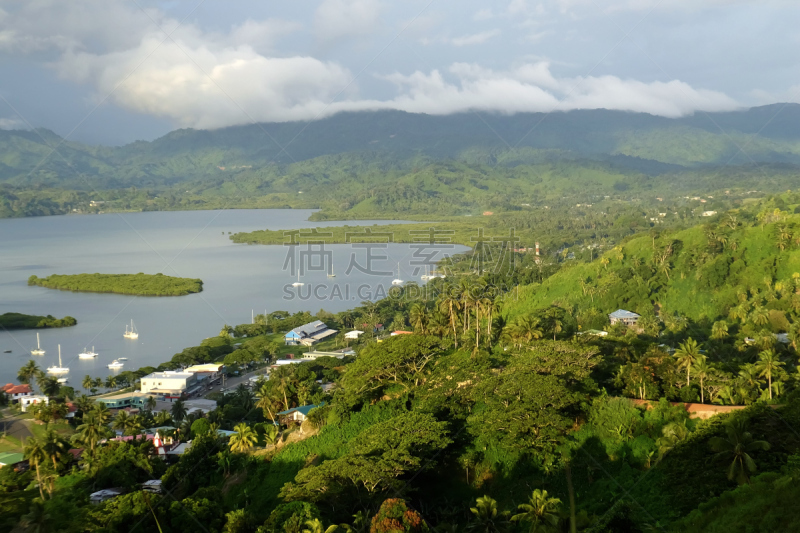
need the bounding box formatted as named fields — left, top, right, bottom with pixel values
left=284, top=321, right=337, bottom=346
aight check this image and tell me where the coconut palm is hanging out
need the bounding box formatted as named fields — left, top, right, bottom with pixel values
left=510, top=489, right=561, bottom=533
left=673, top=338, right=703, bottom=387
left=104, top=375, right=118, bottom=391
left=409, top=303, right=429, bottom=335
left=75, top=412, right=108, bottom=455
left=171, top=399, right=187, bottom=422
left=24, top=437, right=48, bottom=499
left=749, top=306, right=770, bottom=327
left=154, top=410, right=172, bottom=426
left=709, top=420, right=770, bottom=484
left=229, top=423, right=258, bottom=453
left=755, top=349, right=785, bottom=400
left=693, top=358, right=712, bottom=404
left=656, top=421, right=689, bottom=461
left=468, top=495, right=509, bottom=533
left=42, top=429, right=69, bottom=470
left=82, top=375, right=94, bottom=392
left=112, top=410, right=132, bottom=434
left=20, top=497, right=52, bottom=533
left=302, top=518, right=340, bottom=533
left=264, top=425, right=281, bottom=447
left=18, top=360, right=41, bottom=385
left=439, top=291, right=462, bottom=348
left=256, top=382, right=280, bottom=422
left=145, top=395, right=157, bottom=412
left=74, top=395, right=94, bottom=418
left=710, top=320, right=729, bottom=341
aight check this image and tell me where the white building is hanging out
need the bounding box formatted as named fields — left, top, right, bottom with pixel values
left=140, top=371, right=197, bottom=394
left=1, top=383, right=34, bottom=403
left=20, top=395, right=49, bottom=413
left=344, top=330, right=364, bottom=340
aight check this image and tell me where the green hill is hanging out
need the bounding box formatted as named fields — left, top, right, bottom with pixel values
left=502, top=193, right=800, bottom=327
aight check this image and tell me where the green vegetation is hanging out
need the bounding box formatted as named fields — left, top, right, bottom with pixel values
left=0, top=312, right=76, bottom=329
left=28, top=273, right=203, bottom=296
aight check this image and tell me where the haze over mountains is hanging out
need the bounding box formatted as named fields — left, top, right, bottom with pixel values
left=2, top=104, right=800, bottom=189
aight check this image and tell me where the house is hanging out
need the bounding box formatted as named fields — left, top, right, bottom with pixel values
left=141, top=480, right=162, bottom=494
left=277, top=403, right=324, bottom=425
left=90, top=488, right=125, bottom=504
left=0, top=453, right=25, bottom=469
left=140, top=371, right=197, bottom=395
left=284, top=321, right=338, bottom=346
left=19, top=395, right=49, bottom=413
left=608, top=309, right=641, bottom=326
left=1, top=383, right=33, bottom=403
left=95, top=391, right=151, bottom=409
left=701, top=211, right=717, bottom=217
left=390, top=331, right=414, bottom=336
left=344, top=330, right=364, bottom=340
left=302, top=350, right=350, bottom=360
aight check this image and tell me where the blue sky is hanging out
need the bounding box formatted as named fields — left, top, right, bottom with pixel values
left=0, top=0, right=797, bottom=145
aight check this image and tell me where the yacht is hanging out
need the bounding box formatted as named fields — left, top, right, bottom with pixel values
left=47, top=345, right=69, bottom=374
left=107, top=359, right=124, bottom=369
left=31, top=333, right=45, bottom=356
left=78, top=346, right=98, bottom=359
left=391, top=262, right=404, bottom=286
left=123, top=319, right=139, bottom=340
left=118, top=357, right=128, bottom=361
left=291, top=271, right=304, bottom=287
left=57, top=377, right=69, bottom=384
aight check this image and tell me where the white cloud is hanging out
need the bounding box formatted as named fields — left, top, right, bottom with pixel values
left=314, top=0, right=382, bottom=44
left=0, top=117, right=26, bottom=130
left=473, top=8, right=494, bottom=20
left=450, top=29, right=501, bottom=46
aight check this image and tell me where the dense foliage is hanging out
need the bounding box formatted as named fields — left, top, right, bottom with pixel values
left=0, top=312, right=76, bottom=329
left=28, top=273, right=203, bottom=296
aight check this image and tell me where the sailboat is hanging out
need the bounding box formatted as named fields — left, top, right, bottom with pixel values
left=78, top=346, right=98, bottom=359
left=391, top=262, right=404, bottom=286
left=31, top=333, right=45, bottom=356
left=327, top=265, right=336, bottom=278
left=123, top=319, right=139, bottom=340
left=292, top=270, right=304, bottom=287
left=47, top=345, right=69, bottom=374
left=107, top=359, right=124, bottom=369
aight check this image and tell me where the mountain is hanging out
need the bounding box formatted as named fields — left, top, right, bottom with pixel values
left=1, top=105, right=800, bottom=189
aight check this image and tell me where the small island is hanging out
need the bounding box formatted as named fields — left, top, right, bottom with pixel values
left=0, top=312, right=77, bottom=329
left=28, top=273, right=203, bottom=296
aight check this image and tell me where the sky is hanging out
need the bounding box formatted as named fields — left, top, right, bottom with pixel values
left=0, top=0, right=798, bottom=145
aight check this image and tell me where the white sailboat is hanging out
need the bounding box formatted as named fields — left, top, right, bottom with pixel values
left=291, top=270, right=304, bottom=287
left=123, top=319, right=139, bottom=340
left=391, top=262, right=404, bottom=286
left=107, top=359, right=124, bottom=369
left=78, top=346, right=98, bottom=359
left=47, top=345, right=69, bottom=374
left=57, top=377, right=69, bottom=384
left=31, top=333, right=45, bottom=356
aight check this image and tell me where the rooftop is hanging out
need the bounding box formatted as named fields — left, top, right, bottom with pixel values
left=288, top=320, right=330, bottom=337
left=608, top=309, right=640, bottom=319
left=277, top=403, right=325, bottom=417
left=2, top=383, right=32, bottom=395
left=143, top=371, right=195, bottom=380
left=0, top=452, right=25, bottom=465
left=184, top=364, right=224, bottom=373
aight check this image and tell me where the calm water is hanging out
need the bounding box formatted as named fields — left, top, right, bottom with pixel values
left=0, top=209, right=466, bottom=387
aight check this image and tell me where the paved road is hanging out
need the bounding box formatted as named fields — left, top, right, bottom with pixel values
left=1, top=410, right=33, bottom=446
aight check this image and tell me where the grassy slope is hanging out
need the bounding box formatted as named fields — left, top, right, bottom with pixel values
left=503, top=207, right=800, bottom=323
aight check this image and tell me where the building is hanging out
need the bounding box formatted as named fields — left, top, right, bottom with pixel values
left=390, top=331, right=414, bottom=336
left=277, top=403, right=324, bottom=424
left=302, top=349, right=352, bottom=360
left=140, top=371, right=197, bottom=395
left=284, top=321, right=338, bottom=346
left=19, top=395, right=49, bottom=413
left=608, top=309, right=641, bottom=326
left=1, top=383, right=33, bottom=403
left=344, top=330, right=364, bottom=340
left=95, top=391, right=150, bottom=410
left=0, top=453, right=25, bottom=469
left=90, top=488, right=125, bottom=504
left=701, top=211, right=718, bottom=217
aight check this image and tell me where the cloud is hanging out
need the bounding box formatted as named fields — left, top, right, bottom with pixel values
left=314, top=0, right=382, bottom=44
left=449, top=30, right=502, bottom=46
left=0, top=117, right=26, bottom=130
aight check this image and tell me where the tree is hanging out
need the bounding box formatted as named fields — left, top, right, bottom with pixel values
left=229, top=423, right=257, bottom=453
left=693, top=358, right=712, bottom=404
left=24, top=437, right=48, bottom=499
left=370, top=498, right=429, bottom=533
left=673, top=338, right=703, bottom=387
left=709, top=420, right=770, bottom=484
left=468, top=495, right=509, bottom=533
left=42, top=429, right=69, bottom=470
left=39, top=377, right=61, bottom=398
left=171, top=399, right=187, bottom=423
left=302, top=518, right=341, bottom=533
left=256, top=382, right=280, bottom=423
left=82, top=374, right=94, bottom=392
left=755, top=349, right=785, bottom=400
left=75, top=411, right=110, bottom=455
left=18, top=360, right=40, bottom=385
left=145, top=395, right=157, bottom=412
left=75, top=395, right=94, bottom=417
left=409, top=303, right=429, bottom=335
left=105, top=375, right=118, bottom=391
left=510, top=489, right=561, bottom=533
left=711, top=320, right=729, bottom=341
left=20, top=497, right=53, bottom=533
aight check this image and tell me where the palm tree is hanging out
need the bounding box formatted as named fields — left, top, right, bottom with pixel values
left=656, top=421, right=689, bottom=461
left=24, top=437, right=48, bottom=499
left=438, top=292, right=461, bottom=348
left=105, top=375, right=118, bottom=391
left=693, top=358, right=712, bottom=404
left=75, top=412, right=106, bottom=455
left=42, top=429, right=69, bottom=470
left=710, top=320, right=729, bottom=341
left=510, top=489, right=561, bottom=533
left=264, top=425, right=281, bottom=447
left=302, top=519, right=340, bottom=533
left=20, top=497, right=52, bottom=533
left=409, top=303, right=428, bottom=335
left=113, top=410, right=132, bottom=434
left=171, top=399, right=187, bottom=422
left=18, top=360, right=40, bottom=385
left=468, top=495, right=508, bottom=533
left=74, top=395, right=94, bottom=418
left=154, top=410, right=172, bottom=426
left=272, top=366, right=296, bottom=411
left=709, top=420, right=770, bottom=484
left=749, top=306, right=770, bottom=327
left=145, top=395, right=157, bottom=412
left=256, top=382, right=279, bottom=422
left=673, top=338, right=703, bottom=387
left=39, top=377, right=61, bottom=398
left=82, top=375, right=94, bottom=392
left=755, top=349, right=785, bottom=400
left=508, top=315, right=543, bottom=347
left=229, top=423, right=257, bottom=453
